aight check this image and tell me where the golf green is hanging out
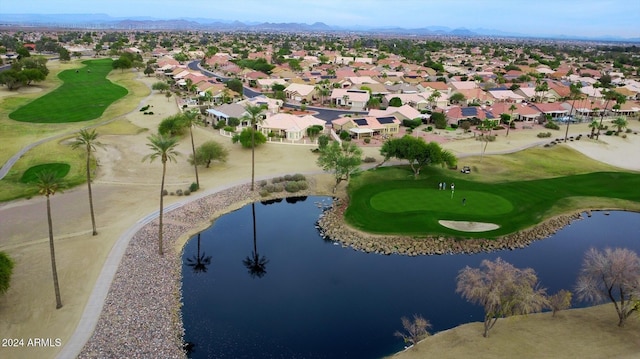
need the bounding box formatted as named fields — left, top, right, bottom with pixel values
left=370, top=189, right=513, bottom=214
left=20, top=163, right=70, bottom=183
left=345, top=167, right=640, bottom=238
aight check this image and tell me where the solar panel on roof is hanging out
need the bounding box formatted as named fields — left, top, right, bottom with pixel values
left=354, top=119, right=368, bottom=126
left=377, top=116, right=396, bottom=124
left=461, top=107, right=477, bottom=117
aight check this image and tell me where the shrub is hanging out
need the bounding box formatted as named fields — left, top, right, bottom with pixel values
left=189, top=182, right=199, bottom=192
left=184, top=189, right=191, bottom=196
left=292, top=173, right=306, bottom=181
left=285, top=181, right=300, bottom=192
left=476, top=135, right=496, bottom=142
left=273, top=183, right=284, bottom=192
left=537, top=132, right=552, bottom=138
left=259, top=180, right=268, bottom=187
left=162, top=189, right=168, bottom=196
left=364, top=138, right=371, bottom=144
left=223, top=126, right=236, bottom=132
left=213, top=121, right=226, bottom=129
left=271, top=176, right=285, bottom=184
left=339, top=131, right=351, bottom=140
left=284, top=174, right=294, bottom=181
left=176, top=189, right=183, bottom=196
left=626, top=128, right=632, bottom=133
left=363, top=156, right=377, bottom=163
left=605, top=130, right=614, bottom=136
left=450, top=123, right=458, bottom=129
left=402, top=118, right=422, bottom=129
left=0, top=251, right=15, bottom=295
left=259, top=189, right=269, bottom=197
left=545, top=122, right=560, bottom=130
left=318, top=134, right=330, bottom=149
left=427, top=126, right=433, bottom=131
left=296, top=180, right=309, bottom=190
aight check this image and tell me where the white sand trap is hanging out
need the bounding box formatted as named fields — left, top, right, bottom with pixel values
left=439, top=220, right=500, bottom=232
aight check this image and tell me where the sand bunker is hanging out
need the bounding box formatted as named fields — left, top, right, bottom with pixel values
left=439, top=220, right=500, bottom=232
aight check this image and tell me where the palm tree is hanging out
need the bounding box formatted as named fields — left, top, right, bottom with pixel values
left=183, top=111, right=201, bottom=189
left=71, top=129, right=103, bottom=235
left=242, top=104, right=265, bottom=191
left=612, top=117, right=628, bottom=134
left=596, top=90, right=624, bottom=140
left=242, top=203, right=269, bottom=278
left=186, top=233, right=212, bottom=273
left=35, top=170, right=64, bottom=309
left=505, top=104, right=517, bottom=137
left=143, top=134, right=180, bottom=255
left=564, top=83, right=583, bottom=142
left=588, top=120, right=600, bottom=138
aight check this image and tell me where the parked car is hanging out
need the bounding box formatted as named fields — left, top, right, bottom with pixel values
left=461, top=166, right=471, bottom=174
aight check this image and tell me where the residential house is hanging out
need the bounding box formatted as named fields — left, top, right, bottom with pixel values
left=259, top=113, right=326, bottom=141
left=284, top=83, right=317, bottom=103
left=456, top=88, right=494, bottom=106
left=487, top=90, right=525, bottom=103
left=368, top=104, right=423, bottom=122
left=531, top=102, right=569, bottom=119
left=206, top=103, right=248, bottom=126
left=256, top=78, right=288, bottom=92
left=245, top=96, right=283, bottom=115
left=445, top=106, right=489, bottom=126
left=331, top=89, right=370, bottom=110
left=331, top=116, right=400, bottom=139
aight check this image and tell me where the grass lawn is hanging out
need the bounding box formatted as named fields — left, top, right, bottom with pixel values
left=9, top=58, right=128, bottom=123
left=346, top=147, right=640, bottom=238
left=19, top=163, right=71, bottom=183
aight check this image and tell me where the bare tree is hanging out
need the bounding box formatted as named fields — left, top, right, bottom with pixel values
left=394, top=314, right=432, bottom=346
left=547, top=289, right=573, bottom=317
left=456, top=258, right=548, bottom=337
left=575, top=247, right=640, bottom=327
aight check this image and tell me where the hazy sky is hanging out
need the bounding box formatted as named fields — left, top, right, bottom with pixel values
left=1, top=0, right=639, bottom=38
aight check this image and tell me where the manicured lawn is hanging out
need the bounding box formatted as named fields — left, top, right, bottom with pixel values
left=19, top=163, right=71, bottom=183
left=9, top=58, right=128, bottom=123
left=345, top=166, right=640, bottom=238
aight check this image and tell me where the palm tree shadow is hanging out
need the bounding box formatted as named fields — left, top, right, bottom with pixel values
left=186, top=233, right=212, bottom=273
left=243, top=203, right=269, bottom=278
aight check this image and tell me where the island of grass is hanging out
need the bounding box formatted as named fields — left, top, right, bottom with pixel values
left=20, top=163, right=70, bottom=183
left=319, top=146, right=640, bottom=255
left=9, top=58, right=128, bottom=123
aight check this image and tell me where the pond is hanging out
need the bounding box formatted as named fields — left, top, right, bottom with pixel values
left=181, top=196, right=640, bottom=359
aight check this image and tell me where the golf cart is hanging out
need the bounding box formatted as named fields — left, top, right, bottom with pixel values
left=461, top=166, right=471, bottom=174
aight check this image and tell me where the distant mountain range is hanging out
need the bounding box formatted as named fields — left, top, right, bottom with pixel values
left=1, top=13, right=638, bottom=43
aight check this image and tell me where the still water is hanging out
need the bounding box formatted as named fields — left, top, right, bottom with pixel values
left=181, top=196, right=640, bottom=358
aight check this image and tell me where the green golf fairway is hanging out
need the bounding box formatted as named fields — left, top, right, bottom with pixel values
left=9, top=58, right=128, bottom=123
left=370, top=189, right=513, bottom=214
